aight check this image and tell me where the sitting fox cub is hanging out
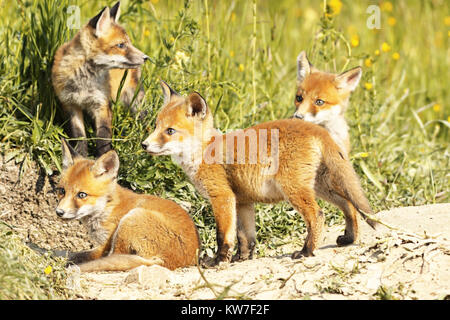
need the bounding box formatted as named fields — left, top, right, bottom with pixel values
left=56, top=139, right=199, bottom=272
left=142, top=81, right=377, bottom=266
left=293, top=51, right=363, bottom=157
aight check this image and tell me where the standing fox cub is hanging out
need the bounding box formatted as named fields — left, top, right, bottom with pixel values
left=52, top=2, right=148, bottom=157
left=293, top=51, right=362, bottom=157
left=142, top=81, right=377, bottom=266
left=56, top=139, right=199, bottom=272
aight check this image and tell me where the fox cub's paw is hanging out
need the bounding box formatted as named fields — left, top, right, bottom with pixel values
left=291, top=247, right=315, bottom=259
left=336, top=234, right=356, bottom=247
left=200, top=253, right=232, bottom=268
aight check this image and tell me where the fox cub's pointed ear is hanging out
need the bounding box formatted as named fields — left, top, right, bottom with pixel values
left=89, top=6, right=111, bottom=37
left=91, top=150, right=120, bottom=179
left=61, top=138, right=81, bottom=170
left=186, top=92, right=208, bottom=119
left=335, top=67, right=362, bottom=92
left=160, top=80, right=180, bottom=105
left=110, top=1, right=121, bottom=22
left=297, top=51, right=313, bottom=83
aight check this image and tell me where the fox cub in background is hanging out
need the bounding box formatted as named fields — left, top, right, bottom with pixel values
left=293, top=51, right=362, bottom=157
left=142, top=81, right=377, bottom=266
left=52, top=2, right=148, bottom=157
left=55, top=139, right=199, bottom=272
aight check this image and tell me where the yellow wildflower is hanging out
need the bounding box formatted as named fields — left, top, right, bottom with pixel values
left=374, top=49, right=380, bottom=56
left=364, top=58, right=372, bottom=68
left=327, top=0, right=343, bottom=16
left=351, top=34, right=360, bottom=48
left=231, top=12, right=236, bottom=23
left=447, top=116, right=450, bottom=123
left=392, top=52, right=400, bottom=60
left=238, top=64, right=245, bottom=72
left=388, top=17, right=397, bottom=26
left=364, top=82, right=373, bottom=90
left=144, top=29, right=150, bottom=37
left=230, top=50, right=235, bottom=58
left=444, top=16, right=450, bottom=26
left=44, top=265, right=52, bottom=275
left=381, top=1, right=393, bottom=12
left=360, top=152, right=369, bottom=158
left=433, top=103, right=441, bottom=112
left=381, top=42, right=391, bottom=52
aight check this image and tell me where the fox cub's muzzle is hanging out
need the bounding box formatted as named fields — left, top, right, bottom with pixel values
left=56, top=208, right=65, bottom=217
left=126, top=45, right=149, bottom=67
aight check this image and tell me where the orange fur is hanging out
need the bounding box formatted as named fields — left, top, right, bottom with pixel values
left=56, top=139, right=199, bottom=272
left=143, top=82, right=377, bottom=266
left=295, top=72, right=345, bottom=113
left=293, top=51, right=362, bottom=157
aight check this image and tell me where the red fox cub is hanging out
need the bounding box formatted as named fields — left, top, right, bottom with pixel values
left=56, top=138, right=199, bottom=272
left=142, top=81, right=377, bottom=266
left=293, top=51, right=363, bottom=157
left=52, top=2, right=148, bottom=157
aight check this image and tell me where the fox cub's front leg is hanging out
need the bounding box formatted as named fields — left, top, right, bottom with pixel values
left=91, top=103, right=113, bottom=157
left=203, top=194, right=237, bottom=267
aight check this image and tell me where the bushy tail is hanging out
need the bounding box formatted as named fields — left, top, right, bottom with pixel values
left=77, top=254, right=164, bottom=272
left=322, top=147, right=378, bottom=230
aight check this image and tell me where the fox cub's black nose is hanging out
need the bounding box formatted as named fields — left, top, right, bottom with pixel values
left=56, top=209, right=65, bottom=217
left=141, top=142, right=148, bottom=150
left=143, top=55, right=149, bottom=62
left=294, top=113, right=304, bottom=120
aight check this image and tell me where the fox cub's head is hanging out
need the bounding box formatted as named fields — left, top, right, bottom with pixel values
left=55, top=139, right=119, bottom=220
left=84, top=1, right=148, bottom=69
left=141, top=81, right=213, bottom=157
left=293, top=51, right=362, bottom=124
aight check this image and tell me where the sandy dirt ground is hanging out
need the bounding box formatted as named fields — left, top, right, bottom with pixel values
left=67, top=204, right=449, bottom=300
left=1, top=154, right=449, bottom=300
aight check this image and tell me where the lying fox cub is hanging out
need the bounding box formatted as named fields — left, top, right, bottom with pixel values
left=142, top=81, right=377, bottom=266
left=56, top=138, right=199, bottom=272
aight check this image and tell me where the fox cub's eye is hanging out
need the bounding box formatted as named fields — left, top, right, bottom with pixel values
left=77, top=192, right=88, bottom=199
left=57, top=187, right=65, bottom=196
left=296, top=95, right=303, bottom=103
left=166, top=128, right=176, bottom=135
left=116, top=43, right=126, bottom=49
left=315, top=99, right=325, bottom=106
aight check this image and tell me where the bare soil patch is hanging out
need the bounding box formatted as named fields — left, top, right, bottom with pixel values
left=68, top=203, right=449, bottom=300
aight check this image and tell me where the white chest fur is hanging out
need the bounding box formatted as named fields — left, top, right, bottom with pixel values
left=304, top=105, right=350, bottom=156
left=79, top=197, right=110, bottom=245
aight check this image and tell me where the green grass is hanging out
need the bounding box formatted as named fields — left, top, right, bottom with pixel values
left=0, top=221, right=71, bottom=299
left=0, top=0, right=448, bottom=297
